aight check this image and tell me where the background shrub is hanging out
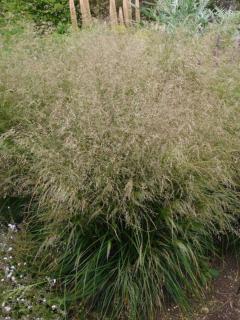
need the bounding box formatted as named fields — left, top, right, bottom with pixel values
left=141, top=0, right=240, bottom=29
left=0, top=0, right=72, bottom=32
left=1, top=0, right=239, bottom=31
left=142, top=0, right=213, bottom=29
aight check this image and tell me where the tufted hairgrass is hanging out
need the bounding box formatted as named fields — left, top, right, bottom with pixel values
left=0, top=21, right=240, bottom=318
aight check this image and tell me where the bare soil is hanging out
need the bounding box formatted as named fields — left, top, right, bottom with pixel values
left=163, top=256, right=240, bottom=320
left=198, top=257, right=240, bottom=320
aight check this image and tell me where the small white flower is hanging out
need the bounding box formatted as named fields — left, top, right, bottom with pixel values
left=3, top=305, right=11, bottom=313
left=7, top=272, right=13, bottom=279
left=8, top=224, right=17, bottom=232
left=51, top=305, right=57, bottom=311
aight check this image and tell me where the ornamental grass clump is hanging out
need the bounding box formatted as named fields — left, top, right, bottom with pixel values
left=0, top=24, right=240, bottom=319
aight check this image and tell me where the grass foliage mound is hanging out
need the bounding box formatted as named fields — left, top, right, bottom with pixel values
left=0, top=23, right=240, bottom=318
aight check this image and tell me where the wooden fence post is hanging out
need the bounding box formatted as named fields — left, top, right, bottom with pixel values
left=123, top=0, right=130, bottom=25
left=128, top=0, right=132, bottom=23
left=135, top=0, right=140, bottom=23
left=118, top=6, right=124, bottom=25
left=79, top=0, right=92, bottom=27
left=110, top=0, right=118, bottom=25
left=69, top=0, right=78, bottom=29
